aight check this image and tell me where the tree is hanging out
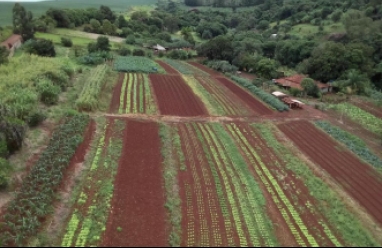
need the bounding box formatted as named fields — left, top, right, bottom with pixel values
left=338, top=69, right=371, bottom=95
left=23, top=39, right=55, bottom=57
left=12, top=3, right=35, bottom=41
left=96, top=36, right=110, bottom=52
left=46, top=8, right=71, bottom=28
left=102, top=19, right=115, bottom=35
left=342, top=10, right=375, bottom=41
left=61, top=37, right=72, bottom=47
left=0, top=47, right=9, bottom=65
left=89, top=19, right=101, bottom=33
left=306, top=42, right=349, bottom=82
left=255, top=58, right=278, bottom=79
left=197, top=35, right=234, bottom=62
left=99, top=5, right=116, bottom=22
left=301, top=78, right=320, bottom=97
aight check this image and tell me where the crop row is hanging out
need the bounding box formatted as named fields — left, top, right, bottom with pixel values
left=234, top=123, right=345, bottom=246
left=60, top=119, right=124, bottom=247
left=75, top=64, right=108, bottom=111
left=181, top=75, right=224, bottom=116
left=329, top=103, right=382, bottom=135
left=161, top=59, right=209, bottom=76
left=196, top=76, right=252, bottom=116
left=0, top=113, right=90, bottom=246
left=191, top=123, right=277, bottom=246
left=226, top=123, right=319, bottom=246
left=228, top=75, right=289, bottom=112
left=114, top=56, right=165, bottom=73
left=118, top=73, right=157, bottom=114
left=315, top=121, right=382, bottom=170
left=256, top=123, right=379, bottom=246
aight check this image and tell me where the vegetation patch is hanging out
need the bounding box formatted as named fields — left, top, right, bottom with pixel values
left=75, top=64, right=108, bottom=111
left=113, top=56, right=164, bottom=73
left=228, top=75, right=289, bottom=112
left=315, top=121, right=382, bottom=170
left=0, top=113, right=90, bottom=247
left=329, top=103, right=382, bottom=135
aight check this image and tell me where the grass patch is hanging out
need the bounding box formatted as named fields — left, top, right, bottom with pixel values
left=35, top=32, right=94, bottom=47
left=159, top=123, right=182, bottom=247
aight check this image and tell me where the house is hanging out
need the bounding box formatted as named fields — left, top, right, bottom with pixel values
left=152, top=44, right=166, bottom=53
left=274, top=74, right=332, bottom=93
left=1, top=34, right=22, bottom=52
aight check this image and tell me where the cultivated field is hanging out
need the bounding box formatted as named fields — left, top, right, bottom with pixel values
left=2, top=59, right=382, bottom=247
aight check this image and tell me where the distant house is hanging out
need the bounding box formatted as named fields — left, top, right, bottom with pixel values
left=274, top=74, right=332, bottom=93
left=1, top=34, right=22, bottom=52
left=152, top=44, right=166, bottom=53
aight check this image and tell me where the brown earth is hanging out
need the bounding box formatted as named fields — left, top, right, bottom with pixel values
left=150, top=74, right=208, bottom=117
left=101, top=120, right=167, bottom=247
left=278, top=120, right=382, bottom=225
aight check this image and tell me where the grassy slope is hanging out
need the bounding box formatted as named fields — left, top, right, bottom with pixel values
left=0, top=0, right=157, bottom=26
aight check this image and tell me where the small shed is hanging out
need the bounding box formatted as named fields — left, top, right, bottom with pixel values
left=271, top=91, right=287, bottom=99
left=152, top=44, right=166, bottom=53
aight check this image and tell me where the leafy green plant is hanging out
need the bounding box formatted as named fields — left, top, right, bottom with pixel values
left=228, top=75, right=289, bottom=112
left=315, top=121, right=382, bottom=170
left=75, top=64, right=108, bottom=111
left=36, top=79, right=61, bottom=105
left=114, top=56, right=164, bottom=73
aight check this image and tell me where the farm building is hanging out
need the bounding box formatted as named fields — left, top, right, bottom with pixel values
left=274, top=74, right=332, bottom=93
left=152, top=44, right=166, bottom=53
left=0, top=34, right=22, bottom=52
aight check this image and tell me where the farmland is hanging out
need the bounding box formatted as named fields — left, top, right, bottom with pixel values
left=2, top=58, right=382, bottom=247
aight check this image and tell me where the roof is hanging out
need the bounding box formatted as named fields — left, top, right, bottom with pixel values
left=274, top=74, right=329, bottom=90
left=272, top=91, right=287, bottom=97
left=291, top=99, right=304, bottom=104
left=0, top=34, right=22, bottom=49
left=152, top=44, right=166, bottom=51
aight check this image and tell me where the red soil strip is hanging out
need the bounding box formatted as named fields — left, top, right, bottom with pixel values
left=156, top=60, right=179, bottom=74
left=187, top=62, right=222, bottom=77
left=234, top=123, right=341, bottom=246
left=178, top=124, right=237, bottom=246
left=278, top=120, right=382, bottom=225
left=101, top=120, right=167, bottom=247
left=150, top=74, right=208, bottom=117
left=214, top=77, right=273, bottom=115
left=108, top=73, right=123, bottom=113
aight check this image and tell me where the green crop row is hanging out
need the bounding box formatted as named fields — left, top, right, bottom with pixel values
left=0, top=113, right=90, bottom=247
left=228, top=75, right=289, bottom=112
left=60, top=119, right=124, bottom=247
left=193, top=123, right=277, bottom=246
left=182, top=75, right=225, bottom=116
left=75, top=64, right=108, bottom=111
left=159, top=124, right=183, bottom=247
left=161, top=59, right=210, bottom=76
left=315, top=121, right=382, bottom=170
left=254, top=123, right=379, bottom=247
left=118, top=73, right=128, bottom=114
left=226, top=123, right=317, bottom=246
left=329, top=103, right=382, bottom=135
left=143, top=74, right=157, bottom=115
left=114, top=56, right=165, bottom=73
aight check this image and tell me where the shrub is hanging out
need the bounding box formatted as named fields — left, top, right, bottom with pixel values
left=0, top=158, right=11, bottom=189
left=61, top=37, right=73, bottom=47
left=1, top=118, right=26, bottom=154
left=36, top=79, right=61, bottom=105
left=132, top=48, right=145, bottom=56
left=117, top=47, right=131, bottom=56
left=26, top=110, right=47, bottom=127
left=0, top=133, right=9, bottom=159
left=166, top=49, right=188, bottom=60
left=23, top=39, right=56, bottom=57
left=125, top=34, right=135, bottom=45
left=289, top=88, right=303, bottom=97
left=206, top=60, right=238, bottom=73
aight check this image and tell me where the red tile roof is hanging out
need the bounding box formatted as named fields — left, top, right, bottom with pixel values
left=275, top=74, right=329, bottom=89
left=1, top=34, right=22, bottom=49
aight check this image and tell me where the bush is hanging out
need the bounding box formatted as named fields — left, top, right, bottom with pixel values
left=1, top=118, right=26, bottom=154
left=132, top=48, right=145, bottom=56
left=117, top=47, right=131, bottom=56
left=125, top=34, right=135, bottom=45
left=61, top=37, right=73, bottom=47
left=23, top=39, right=56, bottom=57
left=166, top=49, right=188, bottom=60
left=206, top=60, right=238, bottom=73
left=26, top=110, right=47, bottom=127
left=0, top=158, right=11, bottom=189
left=0, top=133, right=9, bottom=159
left=289, top=88, right=303, bottom=97
left=36, top=79, right=61, bottom=105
